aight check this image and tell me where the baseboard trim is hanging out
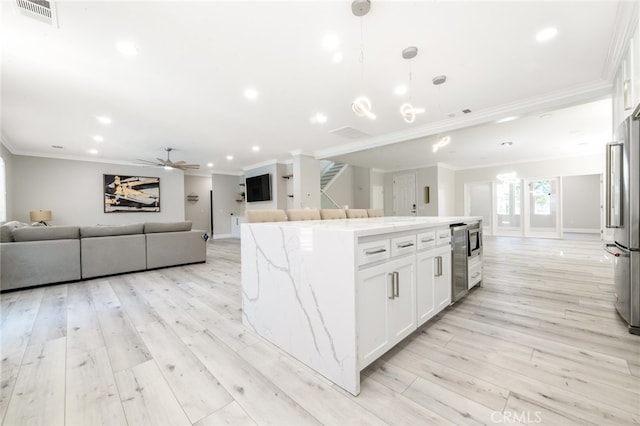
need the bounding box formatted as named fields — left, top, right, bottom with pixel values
left=213, top=233, right=235, bottom=239
left=563, top=228, right=601, bottom=234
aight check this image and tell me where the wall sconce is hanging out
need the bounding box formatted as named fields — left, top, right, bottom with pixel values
left=30, top=210, right=52, bottom=226
left=424, top=186, right=430, bottom=204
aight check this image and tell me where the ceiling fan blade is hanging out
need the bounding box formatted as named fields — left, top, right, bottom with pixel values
left=172, top=160, right=186, bottom=165
left=176, top=164, right=200, bottom=170
left=137, top=159, right=162, bottom=165
left=157, top=158, right=170, bottom=165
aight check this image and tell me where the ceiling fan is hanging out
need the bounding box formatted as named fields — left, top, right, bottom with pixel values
left=137, top=147, right=200, bottom=171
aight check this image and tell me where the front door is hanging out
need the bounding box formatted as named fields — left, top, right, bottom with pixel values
left=393, top=173, right=416, bottom=216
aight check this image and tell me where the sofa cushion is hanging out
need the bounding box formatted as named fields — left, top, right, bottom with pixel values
left=12, top=225, right=80, bottom=242
left=80, top=223, right=144, bottom=238
left=0, top=221, right=29, bottom=242
left=144, top=221, right=192, bottom=233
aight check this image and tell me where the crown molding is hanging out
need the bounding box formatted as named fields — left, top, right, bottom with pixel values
left=314, top=80, right=612, bottom=160
left=241, top=158, right=284, bottom=172
left=601, top=1, right=639, bottom=81
left=210, top=170, right=244, bottom=177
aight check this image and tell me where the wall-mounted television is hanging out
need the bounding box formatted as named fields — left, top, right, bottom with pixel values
left=246, top=173, right=272, bottom=202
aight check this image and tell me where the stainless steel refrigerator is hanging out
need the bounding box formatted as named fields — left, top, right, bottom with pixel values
left=605, top=104, right=640, bottom=335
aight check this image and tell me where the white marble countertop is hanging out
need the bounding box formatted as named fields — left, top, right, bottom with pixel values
left=242, top=216, right=483, bottom=237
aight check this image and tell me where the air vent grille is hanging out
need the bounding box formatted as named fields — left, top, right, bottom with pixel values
left=16, top=0, right=58, bottom=27
left=328, top=126, right=370, bottom=139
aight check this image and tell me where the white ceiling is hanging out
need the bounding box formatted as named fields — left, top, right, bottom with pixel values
left=0, top=1, right=627, bottom=174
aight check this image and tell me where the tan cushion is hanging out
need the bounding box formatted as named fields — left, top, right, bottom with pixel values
left=320, top=209, right=346, bottom=220
left=366, top=209, right=384, bottom=218
left=345, top=209, right=368, bottom=219
left=81, top=223, right=144, bottom=238
left=286, top=209, right=321, bottom=221
left=245, top=209, right=287, bottom=223
left=144, top=221, right=192, bottom=233
left=13, top=225, right=80, bottom=242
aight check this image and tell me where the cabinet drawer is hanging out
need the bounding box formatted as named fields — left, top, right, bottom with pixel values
left=468, top=259, right=482, bottom=288
left=417, top=231, right=436, bottom=250
left=391, top=235, right=417, bottom=257
left=436, top=229, right=451, bottom=246
left=358, top=239, right=391, bottom=266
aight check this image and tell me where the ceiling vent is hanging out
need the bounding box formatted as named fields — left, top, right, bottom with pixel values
left=329, top=126, right=371, bottom=139
left=16, top=0, right=59, bottom=27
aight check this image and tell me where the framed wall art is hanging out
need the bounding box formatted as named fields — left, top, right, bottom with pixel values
left=104, top=174, right=160, bottom=213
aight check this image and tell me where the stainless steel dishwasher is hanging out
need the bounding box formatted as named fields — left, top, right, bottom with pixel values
left=450, top=223, right=469, bottom=303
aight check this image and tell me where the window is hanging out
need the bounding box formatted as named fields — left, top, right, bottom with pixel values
left=532, top=180, right=551, bottom=215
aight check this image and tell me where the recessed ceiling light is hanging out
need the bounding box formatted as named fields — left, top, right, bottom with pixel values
left=96, top=116, right=111, bottom=125
left=116, top=41, right=138, bottom=56
left=394, top=85, right=407, bottom=95
left=226, top=155, right=234, bottom=160
left=312, top=112, right=327, bottom=124
left=496, top=116, right=518, bottom=124
left=251, top=146, right=260, bottom=152
left=322, top=34, right=340, bottom=51
left=92, top=135, right=104, bottom=142
left=536, top=27, right=558, bottom=42
left=244, top=88, right=258, bottom=100
left=332, top=52, right=343, bottom=64
left=207, top=162, right=214, bottom=168
left=89, top=149, right=99, bottom=155
left=501, top=141, right=513, bottom=147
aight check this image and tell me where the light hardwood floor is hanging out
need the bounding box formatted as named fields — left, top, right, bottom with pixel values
left=1, top=237, right=639, bottom=425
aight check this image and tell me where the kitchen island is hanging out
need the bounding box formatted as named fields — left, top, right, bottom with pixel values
left=241, top=216, right=481, bottom=395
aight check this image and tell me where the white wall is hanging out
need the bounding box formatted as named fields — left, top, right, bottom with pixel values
left=384, top=165, right=441, bottom=217
left=10, top=155, right=185, bottom=226
left=454, top=154, right=605, bottom=215
left=184, top=175, right=212, bottom=234
left=293, top=154, right=320, bottom=208
left=437, top=166, right=455, bottom=216
left=212, top=173, right=243, bottom=237
left=562, top=174, right=601, bottom=232
left=1, top=144, right=14, bottom=222
left=352, top=166, right=371, bottom=209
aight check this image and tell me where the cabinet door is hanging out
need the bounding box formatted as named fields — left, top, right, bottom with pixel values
left=434, top=247, right=452, bottom=312
left=387, top=256, right=416, bottom=347
left=416, top=250, right=436, bottom=326
left=357, top=263, right=391, bottom=368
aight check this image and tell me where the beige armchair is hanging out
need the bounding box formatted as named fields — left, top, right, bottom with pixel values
left=287, top=209, right=321, bottom=221
left=245, top=209, right=288, bottom=223
left=366, top=209, right=384, bottom=217
left=345, top=209, right=368, bottom=219
left=320, top=209, right=347, bottom=220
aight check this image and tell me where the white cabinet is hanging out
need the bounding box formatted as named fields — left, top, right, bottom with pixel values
left=231, top=216, right=245, bottom=238
left=416, top=244, right=451, bottom=326
left=613, top=24, right=640, bottom=127
left=468, top=256, right=482, bottom=289
left=357, top=255, right=416, bottom=368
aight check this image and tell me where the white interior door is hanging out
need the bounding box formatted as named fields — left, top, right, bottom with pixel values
left=393, top=173, right=416, bottom=216
left=493, top=180, right=523, bottom=236
left=524, top=177, right=561, bottom=238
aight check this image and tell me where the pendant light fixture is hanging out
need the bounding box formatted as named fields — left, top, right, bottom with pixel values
left=351, top=0, right=375, bottom=120
left=400, top=46, right=425, bottom=123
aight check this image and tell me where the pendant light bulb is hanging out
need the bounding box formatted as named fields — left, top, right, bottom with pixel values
left=352, top=96, right=376, bottom=120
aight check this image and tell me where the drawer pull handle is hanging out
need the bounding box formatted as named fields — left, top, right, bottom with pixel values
left=439, top=234, right=449, bottom=239
left=421, top=238, right=434, bottom=243
left=388, top=273, right=395, bottom=299
left=365, top=248, right=387, bottom=255
left=434, top=256, right=443, bottom=277
left=397, top=242, right=414, bottom=249
left=394, top=271, right=400, bottom=297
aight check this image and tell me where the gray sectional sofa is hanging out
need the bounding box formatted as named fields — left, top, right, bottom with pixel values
left=0, top=221, right=207, bottom=291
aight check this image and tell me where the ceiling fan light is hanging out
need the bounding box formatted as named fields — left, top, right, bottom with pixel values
left=164, top=165, right=174, bottom=171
